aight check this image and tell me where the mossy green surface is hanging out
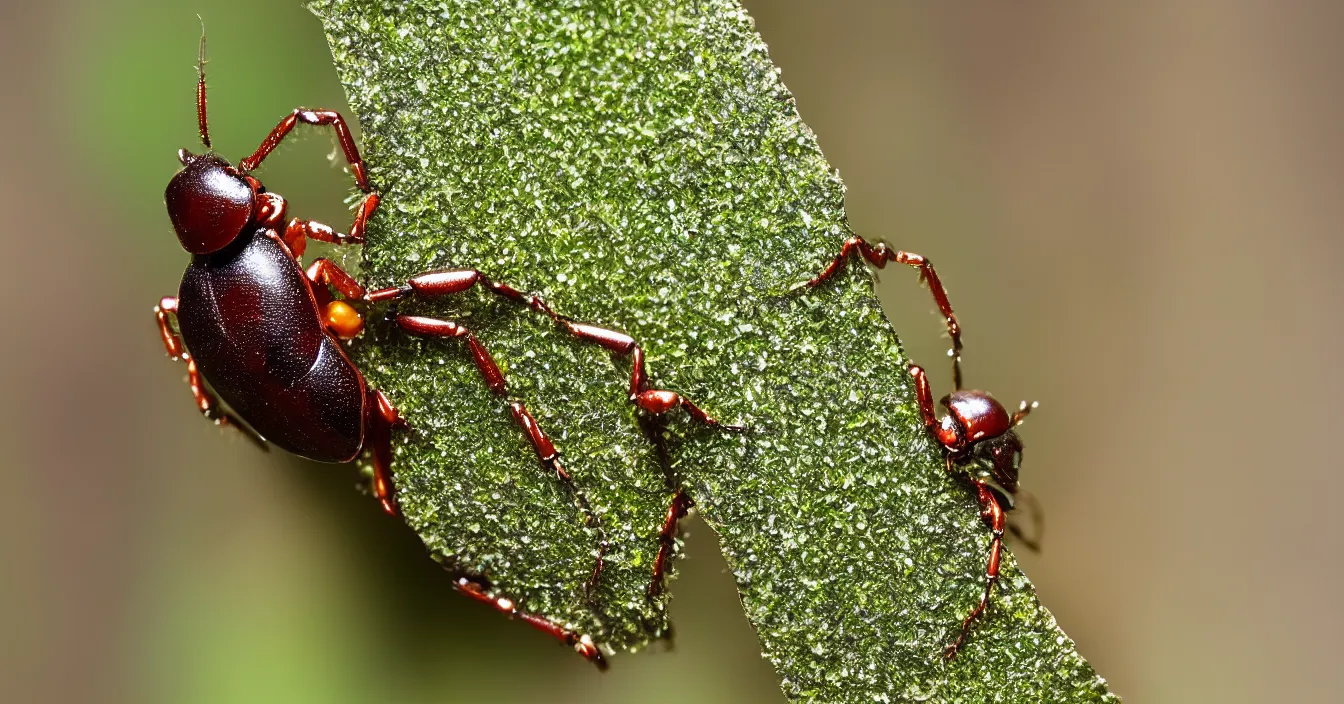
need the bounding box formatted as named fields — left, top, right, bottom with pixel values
left=313, top=1, right=1117, bottom=700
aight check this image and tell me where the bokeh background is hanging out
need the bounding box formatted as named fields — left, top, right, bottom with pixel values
left=3, top=1, right=1341, bottom=702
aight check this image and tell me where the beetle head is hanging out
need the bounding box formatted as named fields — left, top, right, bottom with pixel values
left=942, top=390, right=1013, bottom=444
left=940, top=390, right=1034, bottom=507
left=166, top=151, right=256, bottom=254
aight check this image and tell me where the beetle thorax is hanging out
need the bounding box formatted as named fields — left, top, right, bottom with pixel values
left=958, top=430, right=1023, bottom=507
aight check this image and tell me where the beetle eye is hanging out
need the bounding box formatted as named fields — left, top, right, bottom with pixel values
left=178, top=148, right=196, bottom=165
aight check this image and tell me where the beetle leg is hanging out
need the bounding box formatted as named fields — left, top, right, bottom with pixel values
left=558, top=323, right=743, bottom=431
left=239, top=108, right=372, bottom=192
left=393, top=316, right=597, bottom=502
left=364, top=268, right=556, bottom=319
left=155, top=296, right=186, bottom=360
left=391, top=317, right=609, bottom=585
left=508, top=400, right=609, bottom=596
left=454, top=577, right=607, bottom=669
left=510, top=401, right=572, bottom=482
left=367, top=273, right=741, bottom=430
left=392, top=315, right=585, bottom=481
left=909, top=364, right=963, bottom=450
left=180, top=359, right=265, bottom=448
left=945, top=481, right=1007, bottom=659
left=153, top=297, right=265, bottom=447
left=647, top=490, right=692, bottom=597
left=363, top=389, right=404, bottom=516
left=306, top=259, right=366, bottom=300
left=393, top=315, right=605, bottom=489
left=394, top=315, right=506, bottom=394
left=240, top=108, right=378, bottom=248
left=805, top=237, right=964, bottom=389
left=585, top=539, right=609, bottom=602
left=285, top=192, right=380, bottom=248
left=299, top=259, right=367, bottom=340
left=254, top=192, right=288, bottom=229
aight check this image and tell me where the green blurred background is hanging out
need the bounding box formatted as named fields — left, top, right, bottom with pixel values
left=3, top=1, right=1341, bottom=702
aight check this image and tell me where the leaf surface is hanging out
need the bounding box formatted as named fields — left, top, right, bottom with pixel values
left=314, top=1, right=1118, bottom=700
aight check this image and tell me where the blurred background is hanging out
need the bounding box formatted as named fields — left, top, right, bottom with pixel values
left=3, top=1, right=1341, bottom=702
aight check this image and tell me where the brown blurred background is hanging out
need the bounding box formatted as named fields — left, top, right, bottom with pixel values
left=3, top=1, right=1341, bottom=702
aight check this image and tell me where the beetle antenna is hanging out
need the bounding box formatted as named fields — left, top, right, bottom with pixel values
left=196, top=16, right=212, bottom=150
left=1010, top=400, right=1039, bottom=427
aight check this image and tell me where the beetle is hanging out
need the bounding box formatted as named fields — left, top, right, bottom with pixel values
left=803, top=236, right=1038, bottom=658
left=153, top=36, right=738, bottom=668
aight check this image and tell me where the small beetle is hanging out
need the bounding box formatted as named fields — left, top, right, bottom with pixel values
left=154, top=37, right=737, bottom=667
left=804, top=236, right=1038, bottom=658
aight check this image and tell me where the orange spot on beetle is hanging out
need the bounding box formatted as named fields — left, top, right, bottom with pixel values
left=324, top=300, right=363, bottom=340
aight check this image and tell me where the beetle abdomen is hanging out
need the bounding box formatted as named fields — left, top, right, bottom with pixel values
left=177, top=229, right=365, bottom=462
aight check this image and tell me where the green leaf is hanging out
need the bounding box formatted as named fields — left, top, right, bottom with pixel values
left=313, top=1, right=1118, bottom=700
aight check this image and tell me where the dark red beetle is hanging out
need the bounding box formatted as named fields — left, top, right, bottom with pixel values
left=804, top=236, right=1038, bottom=658
left=153, top=38, right=738, bottom=668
